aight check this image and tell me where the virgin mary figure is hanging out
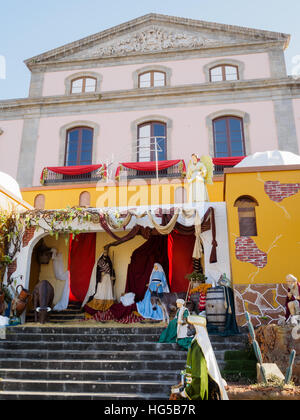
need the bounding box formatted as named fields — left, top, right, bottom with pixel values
left=136, top=263, right=170, bottom=321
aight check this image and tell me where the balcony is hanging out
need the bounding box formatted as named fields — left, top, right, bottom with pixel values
left=213, top=156, right=246, bottom=175
left=41, top=164, right=107, bottom=186
left=115, top=160, right=186, bottom=181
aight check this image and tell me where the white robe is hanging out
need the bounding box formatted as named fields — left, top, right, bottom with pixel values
left=51, top=249, right=70, bottom=312
left=194, top=324, right=229, bottom=400
left=177, top=306, right=189, bottom=339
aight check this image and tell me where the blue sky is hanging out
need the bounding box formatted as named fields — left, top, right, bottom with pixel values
left=0, top=0, right=299, bottom=100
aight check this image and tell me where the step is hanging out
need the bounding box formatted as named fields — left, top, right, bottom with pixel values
left=0, top=340, right=243, bottom=353
left=0, top=341, right=183, bottom=352
left=6, top=326, right=166, bottom=335
left=0, top=378, right=175, bottom=394
left=0, top=358, right=186, bottom=372
left=5, top=327, right=247, bottom=343
left=0, top=391, right=167, bottom=400
left=0, top=347, right=187, bottom=360
left=4, top=333, right=165, bottom=343
left=0, top=368, right=180, bottom=382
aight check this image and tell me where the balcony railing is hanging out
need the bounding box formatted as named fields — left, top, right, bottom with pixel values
left=41, top=164, right=107, bottom=186
left=213, top=156, right=246, bottom=175
left=115, top=160, right=186, bottom=181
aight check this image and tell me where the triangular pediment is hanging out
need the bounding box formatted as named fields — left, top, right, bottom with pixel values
left=25, top=14, right=290, bottom=66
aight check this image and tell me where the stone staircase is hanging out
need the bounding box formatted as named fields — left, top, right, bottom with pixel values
left=0, top=325, right=247, bottom=400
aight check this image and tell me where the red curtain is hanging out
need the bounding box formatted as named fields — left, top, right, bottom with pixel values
left=168, top=230, right=195, bottom=293
left=69, top=233, right=96, bottom=302
left=125, top=236, right=169, bottom=302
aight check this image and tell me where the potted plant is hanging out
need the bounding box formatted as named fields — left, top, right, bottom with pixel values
left=185, top=271, right=208, bottom=287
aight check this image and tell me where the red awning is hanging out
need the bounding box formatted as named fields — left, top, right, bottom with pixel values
left=115, top=160, right=186, bottom=179
left=41, top=164, right=106, bottom=184
left=212, top=156, right=245, bottom=166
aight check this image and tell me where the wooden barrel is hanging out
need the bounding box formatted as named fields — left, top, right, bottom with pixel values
left=205, top=287, right=226, bottom=332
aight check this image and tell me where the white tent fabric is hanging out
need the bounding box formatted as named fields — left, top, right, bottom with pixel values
left=235, top=150, right=300, bottom=168
left=0, top=171, right=22, bottom=199
left=51, top=249, right=70, bottom=312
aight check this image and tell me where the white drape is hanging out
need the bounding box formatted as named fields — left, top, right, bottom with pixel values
left=51, top=249, right=70, bottom=312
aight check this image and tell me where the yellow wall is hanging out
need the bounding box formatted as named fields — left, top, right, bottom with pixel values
left=225, top=169, right=300, bottom=286
left=21, top=178, right=224, bottom=210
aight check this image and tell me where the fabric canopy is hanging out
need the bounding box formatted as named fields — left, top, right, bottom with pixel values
left=115, top=160, right=186, bottom=179
left=212, top=156, right=245, bottom=166
left=41, top=164, right=106, bottom=182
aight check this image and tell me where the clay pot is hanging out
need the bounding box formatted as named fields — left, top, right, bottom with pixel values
left=17, top=285, right=31, bottom=302
left=12, top=286, right=32, bottom=317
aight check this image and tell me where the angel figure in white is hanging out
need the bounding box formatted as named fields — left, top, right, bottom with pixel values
left=187, top=154, right=214, bottom=203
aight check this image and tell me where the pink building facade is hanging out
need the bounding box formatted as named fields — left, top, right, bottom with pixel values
left=0, top=13, right=299, bottom=188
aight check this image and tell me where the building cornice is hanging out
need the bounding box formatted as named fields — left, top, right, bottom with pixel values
left=1, top=77, right=300, bottom=119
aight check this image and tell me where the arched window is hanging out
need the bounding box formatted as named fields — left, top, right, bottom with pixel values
left=79, top=191, right=91, bottom=207
left=234, top=196, right=258, bottom=237
left=34, top=194, right=45, bottom=210
left=71, top=77, right=97, bottom=94
left=213, top=116, right=245, bottom=158
left=138, top=71, right=166, bottom=88
left=137, top=121, right=167, bottom=162
left=210, top=65, right=239, bottom=82
left=65, top=127, right=94, bottom=166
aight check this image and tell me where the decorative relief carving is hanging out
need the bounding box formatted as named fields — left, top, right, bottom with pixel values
left=88, top=26, right=218, bottom=57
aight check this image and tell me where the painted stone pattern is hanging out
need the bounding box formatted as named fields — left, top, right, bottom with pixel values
left=235, top=237, right=267, bottom=269
left=264, top=181, right=300, bottom=202
left=234, top=283, right=288, bottom=327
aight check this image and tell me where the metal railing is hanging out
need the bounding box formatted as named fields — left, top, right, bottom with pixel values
left=119, top=162, right=183, bottom=180
left=43, top=168, right=104, bottom=185
left=213, top=162, right=237, bottom=175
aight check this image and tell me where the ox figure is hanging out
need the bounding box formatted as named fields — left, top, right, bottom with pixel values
left=33, top=280, right=54, bottom=324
